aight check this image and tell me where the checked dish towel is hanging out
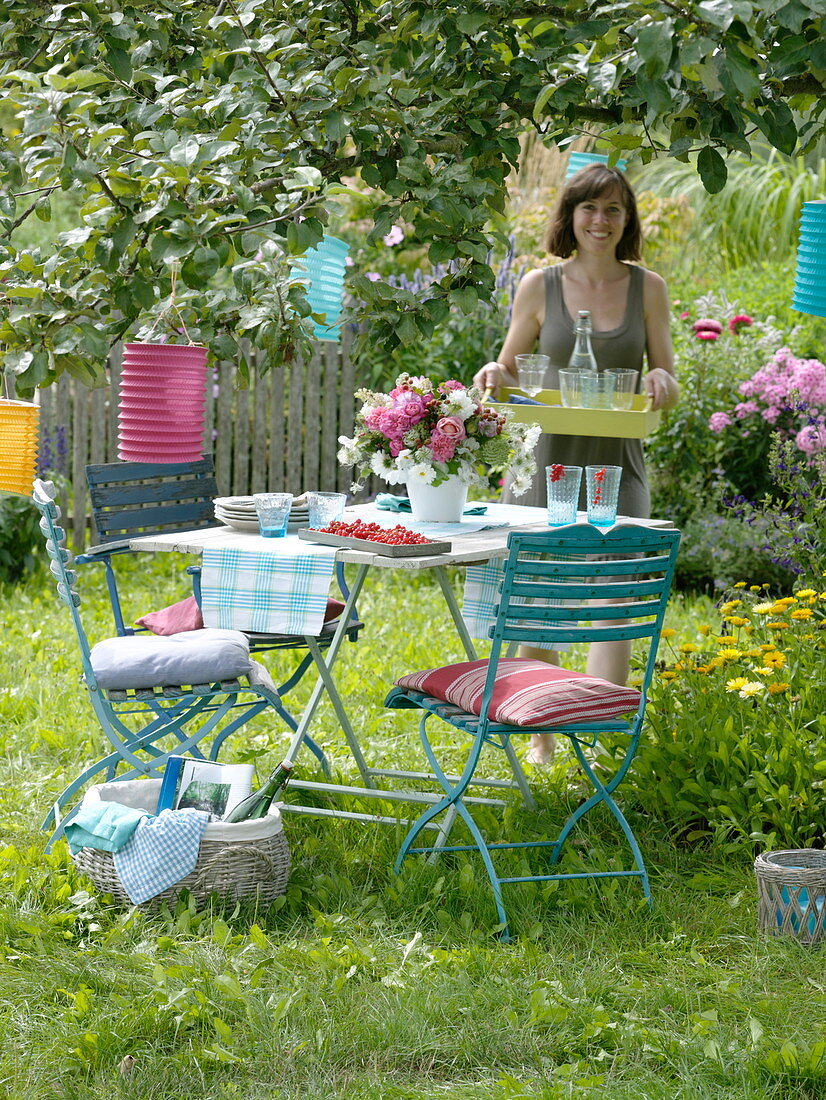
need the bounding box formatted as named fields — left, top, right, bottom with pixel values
left=200, top=536, right=338, bottom=636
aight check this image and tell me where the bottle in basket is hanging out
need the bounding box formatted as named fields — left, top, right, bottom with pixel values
left=223, top=760, right=294, bottom=823
left=567, top=310, right=598, bottom=372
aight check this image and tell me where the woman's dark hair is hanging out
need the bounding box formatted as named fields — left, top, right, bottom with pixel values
left=545, top=164, right=642, bottom=262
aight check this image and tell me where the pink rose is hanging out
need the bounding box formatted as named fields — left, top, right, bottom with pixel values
left=434, top=415, right=466, bottom=441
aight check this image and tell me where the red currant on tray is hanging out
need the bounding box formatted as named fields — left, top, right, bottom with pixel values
left=320, top=520, right=431, bottom=545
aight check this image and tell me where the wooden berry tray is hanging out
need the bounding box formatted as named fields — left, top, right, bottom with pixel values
left=297, top=529, right=452, bottom=557
left=492, top=389, right=661, bottom=439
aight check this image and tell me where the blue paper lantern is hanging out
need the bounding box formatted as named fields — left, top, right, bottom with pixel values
left=290, top=235, right=350, bottom=342
left=791, top=200, right=826, bottom=319
left=566, top=151, right=627, bottom=180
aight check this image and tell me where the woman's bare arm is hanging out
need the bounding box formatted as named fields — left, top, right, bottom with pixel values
left=472, top=268, right=546, bottom=394
left=642, top=269, right=679, bottom=410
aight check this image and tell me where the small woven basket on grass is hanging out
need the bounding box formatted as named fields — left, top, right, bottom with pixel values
left=754, top=849, right=826, bottom=945
left=72, top=778, right=291, bottom=909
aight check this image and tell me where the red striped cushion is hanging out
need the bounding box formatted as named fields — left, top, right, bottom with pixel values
left=395, top=659, right=641, bottom=728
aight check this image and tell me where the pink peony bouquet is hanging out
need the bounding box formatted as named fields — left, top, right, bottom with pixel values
left=338, top=374, right=540, bottom=493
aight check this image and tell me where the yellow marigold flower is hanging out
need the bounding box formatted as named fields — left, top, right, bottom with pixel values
left=767, top=622, right=789, bottom=630
left=733, top=582, right=746, bottom=588
left=768, top=682, right=789, bottom=694
left=724, top=616, right=749, bottom=626
left=796, top=589, right=816, bottom=598
left=760, top=643, right=776, bottom=651
left=747, top=648, right=765, bottom=657
left=749, top=585, right=764, bottom=592
left=819, top=591, right=826, bottom=600
left=678, top=643, right=699, bottom=653
left=755, top=667, right=775, bottom=676
left=696, top=664, right=712, bottom=674
left=753, top=603, right=775, bottom=614
left=720, top=600, right=743, bottom=613
left=726, top=677, right=749, bottom=692
left=660, top=628, right=677, bottom=638
left=739, top=682, right=763, bottom=698
left=790, top=608, right=814, bottom=620
left=660, top=671, right=677, bottom=680
left=776, top=596, right=798, bottom=606
left=706, top=657, right=725, bottom=669
left=718, top=648, right=742, bottom=659
left=764, top=652, right=787, bottom=667
left=698, top=624, right=711, bottom=635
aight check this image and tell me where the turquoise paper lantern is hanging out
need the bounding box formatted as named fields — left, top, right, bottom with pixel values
left=566, top=151, right=627, bottom=180
left=792, top=200, right=826, bottom=319
left=290, top=235, right=350, bottom=342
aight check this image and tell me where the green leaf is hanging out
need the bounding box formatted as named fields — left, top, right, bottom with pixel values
left=697, top=146, right=727, bottom=193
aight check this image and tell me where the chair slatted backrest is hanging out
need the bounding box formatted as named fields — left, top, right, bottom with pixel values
left=480, top=524, right=681, bottom=725
left=86, top=455, right=219, bottom=544
left=33, top=479, right=95, bottom=672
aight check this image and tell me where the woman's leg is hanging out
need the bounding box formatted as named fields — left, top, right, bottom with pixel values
left=519, top=645, right=559, bottom=764
left=586, top=637, right=631, bottom=686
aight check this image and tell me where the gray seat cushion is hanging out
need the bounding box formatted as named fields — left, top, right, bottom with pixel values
left=89, top=628, right=252, bottom=690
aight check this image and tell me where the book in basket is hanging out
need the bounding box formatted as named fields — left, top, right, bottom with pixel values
left=157, top=756, right=254, bottom=819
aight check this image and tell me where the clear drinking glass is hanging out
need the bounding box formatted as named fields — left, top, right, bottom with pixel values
left=307, top=491, right=347, bottom=529
left=558, top=368, right=591, bottom=407
left=254, top=492, right=293, bottom=537
left=546, top=464, right=583, bottom=526
left=515, top=353, right=550, bottom=398
left=585, top=465, right=622, bottom=527
left=606, top=369, right=639, bottom=410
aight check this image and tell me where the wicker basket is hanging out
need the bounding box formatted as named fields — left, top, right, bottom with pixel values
left=754, top=849, right=826, bottom=945
left=72, top=778, right=291, bottom=909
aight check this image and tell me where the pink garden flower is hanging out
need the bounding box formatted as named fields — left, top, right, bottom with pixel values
left=709, top=412, right=732, bottom=433
left=696, top=331, right=719, bottom=341
left=729, top=313, right=753, bottom=334
left=382, top=225, right=405, bottom=247
left=434, top=415, right=466, bottom=442
left=693, top=318, right=723, bottom=334
left=795, top=422, right=826, bottom=455
left=429, top=432, right=457, bottom=462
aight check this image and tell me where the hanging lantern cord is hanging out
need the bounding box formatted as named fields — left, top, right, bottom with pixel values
left=145, top=263, right=195, bottom=345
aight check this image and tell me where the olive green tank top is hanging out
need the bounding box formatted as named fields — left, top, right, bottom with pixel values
left=502, top=263, right=650, bottom=518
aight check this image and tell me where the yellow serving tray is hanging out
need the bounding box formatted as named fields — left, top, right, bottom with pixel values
left=492, top=388, right=661, bottom=439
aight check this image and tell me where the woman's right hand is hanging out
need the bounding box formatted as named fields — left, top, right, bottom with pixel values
left=473, top=360, right=514, bottom=396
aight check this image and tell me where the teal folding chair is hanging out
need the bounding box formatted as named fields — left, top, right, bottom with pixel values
left=78, top=456, right=365, bottom=774
left=33, top=479, right=295, bottom=849
left=385, top=523, right=681, bottom=940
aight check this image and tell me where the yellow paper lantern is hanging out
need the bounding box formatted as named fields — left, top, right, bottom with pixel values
left=0, top=398, right=39, bottom=495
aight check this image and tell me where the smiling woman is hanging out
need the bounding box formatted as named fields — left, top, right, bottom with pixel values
left=472, top=163, right=681, bottom=761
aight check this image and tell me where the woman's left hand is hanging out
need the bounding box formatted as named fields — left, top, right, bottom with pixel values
left=644, top=367, right=679, bottom=410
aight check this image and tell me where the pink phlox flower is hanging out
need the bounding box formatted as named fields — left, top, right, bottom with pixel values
left=693, top=318, right=723, bottom=334
left=440, top=379, right=465, bottom=393
left=728, top=314, right=753, bottom=334
left=708, top=412, right=732, bottom=433
left=762, top=406, right=781, bottom=424
left=383, top=225, right=405, bottom=247
left=365, top=272, right=381, bottom=282
left=429, top=432, right=457, bottom=462
left=696, top=331, right=719, bottom=341
left=734, top=401, right=759, bottom=419
left=795, top=422, right=826, bottom=455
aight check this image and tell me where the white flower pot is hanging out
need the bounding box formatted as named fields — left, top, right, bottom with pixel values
left=406, top=474, right=469, bottom=522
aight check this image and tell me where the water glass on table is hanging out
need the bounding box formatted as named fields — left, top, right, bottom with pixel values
left=515, top=353, right=550, bottom=398
left=546, top=464, right=582, bottom=526
left=585, top=465, right=622, bottom=527
left=254, top=492, right=293, bottom=538
left=307, top=491, right=347, bottom=529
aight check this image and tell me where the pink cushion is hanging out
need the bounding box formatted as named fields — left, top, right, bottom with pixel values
left=138, top=595, right=346, bottom=636
left=135, top=596, right=204, bottom=636
left=394, top=658, right=641, bottom=728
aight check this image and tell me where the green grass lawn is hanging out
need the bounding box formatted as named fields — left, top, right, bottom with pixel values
left=0, top=556, right=823, bottom=1099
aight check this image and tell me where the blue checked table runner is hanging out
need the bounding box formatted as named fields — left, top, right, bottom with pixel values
left=200, top=536, right=338, bottom=635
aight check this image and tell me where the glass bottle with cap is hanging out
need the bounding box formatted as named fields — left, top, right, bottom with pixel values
left=567, top=310, right=598, bottom=372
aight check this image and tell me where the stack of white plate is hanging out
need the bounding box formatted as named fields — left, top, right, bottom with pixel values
left=214, top=496, right=310, bottom=533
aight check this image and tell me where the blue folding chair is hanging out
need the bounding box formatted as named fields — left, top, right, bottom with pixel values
left=33, top=479, right=296, bottom=849
left=385, top=523, right=681, bottom=940
left=79, top=457, right=365, bottom=772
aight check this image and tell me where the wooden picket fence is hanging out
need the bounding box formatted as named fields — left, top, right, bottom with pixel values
left=37, top=332, right=378, bottom=551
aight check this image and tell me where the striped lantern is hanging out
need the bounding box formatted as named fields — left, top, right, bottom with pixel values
left=566, top=151, right=627, bottom=179
left=791, top=200, right=826, bottom=319
left=117, top=343, right=208, bottom=463
left=290, top=236, right=350, bottom=342
left=0, top=398, right=39, bottom=495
